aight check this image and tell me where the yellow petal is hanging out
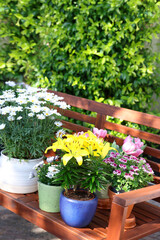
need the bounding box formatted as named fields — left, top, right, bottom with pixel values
left=63, top=154, right=73, bottom=166
left=80, top=149, right=89, bottom=156
left=45, top=146, right=53, bottom=153
left=102, top=143, right=116, bottom=159
left=75, top=156, right=83, bottom=166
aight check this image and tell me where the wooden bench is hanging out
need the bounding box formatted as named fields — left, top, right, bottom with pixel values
left=0, top=90, right=160, bottom=240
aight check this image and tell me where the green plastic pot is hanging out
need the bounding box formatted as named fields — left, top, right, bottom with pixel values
left=38, top=181, right=63, bottom=213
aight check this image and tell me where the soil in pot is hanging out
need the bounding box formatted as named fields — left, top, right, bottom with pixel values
left=64, top=189, right=94, bottom=201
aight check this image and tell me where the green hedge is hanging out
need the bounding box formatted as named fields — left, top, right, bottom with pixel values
left=0, top=0, right=160, bottom=111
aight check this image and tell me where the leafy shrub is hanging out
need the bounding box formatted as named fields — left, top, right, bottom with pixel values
left=0, top=0, right=160, bottom=112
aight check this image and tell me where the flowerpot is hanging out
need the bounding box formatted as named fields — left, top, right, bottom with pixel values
left=60, top=189, right=98, bottom=228
left=38, top=182, right=62, bottom=213
left=108, top=186, right=134, bottom=218
left=108, top=186, right=136, bottom=229
left=96, top=183, right=111, bottom=209
left=0, top=150, right=43, bottom=194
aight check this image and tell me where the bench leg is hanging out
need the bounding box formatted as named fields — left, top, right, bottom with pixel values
left=107, top=202, right=128, bottom=240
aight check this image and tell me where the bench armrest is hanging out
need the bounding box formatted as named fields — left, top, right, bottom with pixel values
left=107, top=184, right=160, bottom=240
left=113, top=183, right=160, bottom=207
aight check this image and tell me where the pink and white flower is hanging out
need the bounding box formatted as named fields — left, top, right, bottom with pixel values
left=93, top=127, right=107, bottom=139
left=122, top=135, right=144, bottom=157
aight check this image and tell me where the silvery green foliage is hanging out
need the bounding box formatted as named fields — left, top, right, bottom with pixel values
left=0, top=85, right=70, bottom=159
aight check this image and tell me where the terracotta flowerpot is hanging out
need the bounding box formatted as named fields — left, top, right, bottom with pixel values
left=108, top=186, right=134, bottom=218
left=108, top=186, right=136, bottom=229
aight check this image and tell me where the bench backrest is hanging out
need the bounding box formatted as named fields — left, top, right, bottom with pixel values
left=49, top=90, right=160, bottom=178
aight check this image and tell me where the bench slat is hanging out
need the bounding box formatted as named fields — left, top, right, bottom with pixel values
left=104, top=121, right=160, bottom=144
left=123, top=218, right=160, bottom=240
left=51, top=91, right=160, bottom=129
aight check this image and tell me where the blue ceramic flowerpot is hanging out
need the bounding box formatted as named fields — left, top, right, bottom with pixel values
left=60, top=190, right=98, bottom=228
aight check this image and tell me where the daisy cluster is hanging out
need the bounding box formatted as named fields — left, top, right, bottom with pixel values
left=0, top=87, right=70, bottom=126
left=0, top=85, right=69, bottom=159
left=104, top=151, right=154, bottom=192
left=32, top=156, right=62, bottom=186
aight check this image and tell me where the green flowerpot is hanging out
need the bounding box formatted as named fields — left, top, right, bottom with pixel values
left=38, top=181, right=63, bottom=213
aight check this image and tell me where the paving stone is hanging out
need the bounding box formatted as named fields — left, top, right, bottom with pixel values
left=0, top=206, right=60, bottom=240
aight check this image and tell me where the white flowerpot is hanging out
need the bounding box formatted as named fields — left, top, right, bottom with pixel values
left=0, top=150, right=43, bottom=194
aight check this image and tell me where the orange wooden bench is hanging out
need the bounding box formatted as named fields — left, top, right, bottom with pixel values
left=0, top=90, right=160, bottom=240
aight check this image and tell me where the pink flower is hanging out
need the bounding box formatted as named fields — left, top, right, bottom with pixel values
left=113, top=169, right=121, bottom=175
left=139, top=157, right=146, bottom=163
left=129, top=170, right=135, bottom=175
left=119, top=158, right=127, bottom=163
left=93, top=128, right=107, bottom=139
left=119, top=164, right=127, bottom=169
left=76, top=131, right=84, bottom=136
left=110, top=152, right=120, bottom=158
left=124, top=173, right=134, bottom=180
left=122, top=135, right=144, bottom=157
left=124, top=135, right=133, bottom=143
left=122, top=141, right=135, bottom=154
left=85, top=133, right=89, bottom=138
left=134, top=138, right=144, bottom=149
left=110, top=163, right=117, bottom=167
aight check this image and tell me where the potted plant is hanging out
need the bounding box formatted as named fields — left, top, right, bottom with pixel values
left=45, top=129, right=115, bottom=227
left=33, top=155, right=63, bottom=213
left=104, top=136, right=154, bottom=227
left=0, top=84, right=69, bottom=193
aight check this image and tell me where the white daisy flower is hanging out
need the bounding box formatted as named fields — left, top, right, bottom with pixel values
left=28, top=112, right=34, bottom=117
left=0, top=100, right=5, bottom=105
left=46, top=156, right=58, bottom=163
left=5, top=81, right=16, bottom=87
left=0, top=124, right=6, bottom=130
left=28, top=96, right=40, bottom=104
left=56, top=129, right=65, bottom=138
left=16, top=106, right=23, bottom=112
left=43, top=108, right=54, bottom=116
left=46, top=172, right=54, bottom=179
left=44, top=93, right=54, bottom=102
left=37, top=114, right=45, bottom=120
left=49, top=109, right=62, bottom=116
left=30, top=105, right=41, bottom=113
left=10, top=111, right=16, bottom=116
left=54, top=121, right=63, bottom=127
left=1, top=108, right=8, bottom=115
left=48, top=165, right=58, bottom=172
left=17, top=88, right=26, bottom=93
left=8, top=116, right=15, bottom=121
left=1, top=106, right=15, bottom=115
left=16, top=98, right=28, bottom=105
left=17, top=116, right=22, bottom=120
left=26, top=86, right=39, bottom=93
